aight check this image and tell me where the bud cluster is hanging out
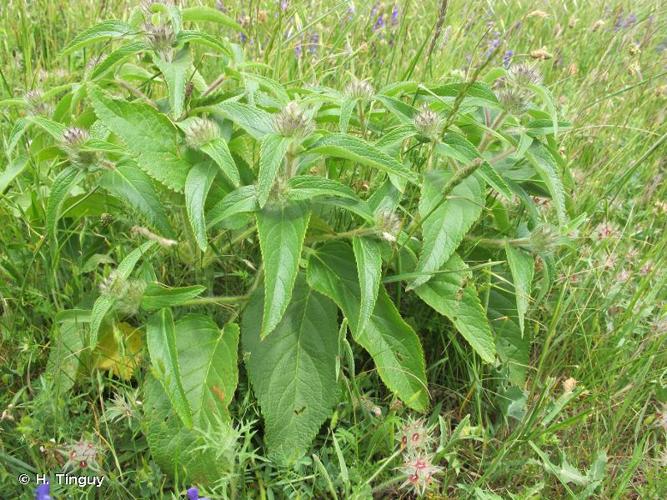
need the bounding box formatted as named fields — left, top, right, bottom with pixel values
left=396, top=417, right=443, bottom=496
left=344, top=79, right=374, bottom=100
left=61, top=127, right=96, bottom=167
left=413, top=104, right=442, bottom=140
left=185, top=118, right=219, bottom=149
left=99, top=271, right=146, bottom=316
left=273, top=101, right=314, bottom=138
left=375, top=208, right=402, bottom=243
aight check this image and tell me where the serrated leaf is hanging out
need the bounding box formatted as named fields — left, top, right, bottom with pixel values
left=339, top=98, right=356, bottom=133
left=375, top=124, right=417, bottom=152
left=352, top=236, right=383, bottom=334
left=488, top=287, right=529, bottom=386
left=89, top=86, right=191, bottom=191
left=411, top=252, right=496, bottom=363
left=307, top=241, right=428, bottom=411
left=0, top=157, right=28, bottom=194
left=309, top=133, right=418, bottom=186
left=47, top=166, right=85, bottom=242
left=44, top=319, right=85, bottom=396
left=25, top=116, right=67, bottom=141
left=91, top=41, right=148, bottom=79
left=206, top=185, right=257, bottom=227
left=287, top=175, right=359, bottom=202
left=62, top=20, right=134, bottom=55
left=242, top=276, right=339, bottom=462
left=526, top=144, right=567, bottom=226
left=214, top=101, right=274, bottom=139
left=408, top=170, right=484, bottom=290
left=147, top=308, right=193, bottom=428
left=141, top=284, right=206, bottom=310
left=176, top=30, right=231, bottom=55
left=505, top=243, right=534, bottom=335
left=200, top=138, right=240, bottom=187
left=182, top=6, right=245, bottom=32
left=257, top=133, right=290, bottom=207
left=256, top=202, right=310, bottom=338
left=99, top=161, right=174, bottom=237
left=185, top=162, right=217, bottom=251
left=90, top=241, right=155, bottom=349
left=154, top=46, right=192, bottom=119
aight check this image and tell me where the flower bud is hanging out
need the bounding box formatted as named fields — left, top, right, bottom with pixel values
left=508, top=63, right=543, bottom=86
left=344, top=79, right=374, bottom=100
left=185, top=118, right=219, bottom=148
left=273, top=101, right=314, bottom=138
left=413, top=104, right=442, bottom=140
left=62, top=127, right=95, bottom=166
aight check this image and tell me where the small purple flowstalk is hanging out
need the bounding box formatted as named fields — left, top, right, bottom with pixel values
left=186, top=487, right=210, bottom=500
left=309, top=33, right=319, bottom=54
left=373, top=14, right=385, bottom=31
left=280, top=0, right=288, bottom=12
left=503, top=49, right=514, bottom=68
left=391, top=4, right=399, bottom=26
left=35, top=482, right=51, bottom=500
left=295, top=42, right=303, bottom=58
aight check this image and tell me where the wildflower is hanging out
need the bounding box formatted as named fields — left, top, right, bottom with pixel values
left=24, top=89, right=50, bottom=115
left=413, top=104, right=442, bottom=140
left=187, top=487, right=210, bottom=500
left=373, top=13, right=385, bottom=31
left=399, top=452, right=443, bottom=497
left=294, top=42, right=303, bottom=58
left=185, top=118, right=219, bottom=149
left=508, top=63, right=543, bottom=86
left=62, top=127, right=95, bottom=167
left=602, top=254, right=617, bottom=270
left=497, top=87, right=529, bottom=114
left=397, top=417, right=436, bottom=452
left=616, top=269, right=631, bottom=282
left=486, top=33, right=501, bottom=58
left=280, top=1, right=288, bottom=12
left=345, top=79, right=374, bottom=100
left=273, top=101, right=314, bottom=138
left=562, top=377, right=577, bottom=393
left=64, top=439, right=100, bottom=471
left=375, top=208, right=402, bottom=243
left=639, top=261, right=654, bottom=276
left=530, top=47, right=552, bottom=60
left=594, top=222, right=618, bottom=241
left=35, top=482, right=51, bottom=500
left=145, top=23, right=175, bottom=55
left=502, top=49, right=514, bottom=68
left=308, top=33, right=319, bottom=55
left=391, top=4, right=399, bottom=26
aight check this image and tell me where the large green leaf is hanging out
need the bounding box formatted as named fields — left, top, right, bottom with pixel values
left=307, top=241, right=428, bottom=411
left=242, top=277, right=339, bottom=462
left=206, top=185, right=257, bottom=227
left=408, top=170, right=484, bottom=290
left=89, top=86, right=191, bottom=192
left=200, top=138, right=240, bottom=187
left=181, top=6, right=244, bottom=32
left=287, top=175, right=359, bottom=202
left=90, top=41, right=148, bottom=80
left=154, top=46, right=192, bottom=119
left=257, top=133, right=291, bottom=207
left=526, top=143, right=567, bottom=226
left=309, top=133, right=418, bottom=186
left=505, top=243, right=535, bottom=335
left=141, top=284, right=206, bottom=310
left=46, top=166, right=85, bottom=241
left=214, top=101, right=274, bottom=139
left=410, top=252, right=496, bottom=363
left=62, top=20, right=134, bottom=55
left=352, top=236, right=383, bottom=335
left=147, top=308, right=193, bottom=428
left=185, top=162, right=217, bottom=251
left=99, top=161, right=174, bottom=237
left=256, top=201, right=310, bottom=338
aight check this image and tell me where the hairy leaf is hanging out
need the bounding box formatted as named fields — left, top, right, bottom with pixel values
left=352, top=236, right=383, bottom=335
left=256, top=202, right=310, bottom=338
left=62, top=20, right=134, bottom=55
left=185, top=162, right=217, bottom=250
left=47, top=166, right=84, bottom=241
left=142, top=284, right=206, bottom=310
left=257, top=133, right=290, bottom=207
left=505, top=243, right=534, bottom=335
left=526, top=144, right=567, bottom=225
left=207, top=185, right=257, bottom=227
left=287, top=175, right=359, bottom=202
left=215, top=101, right=274, bottom=139
left=154, top=46, right=192, bottom=119
left=182, top=6, right=244, bottom=32
left=200, top=138, right=240, bottom=187
left=242, top=277, right=339, bottom=462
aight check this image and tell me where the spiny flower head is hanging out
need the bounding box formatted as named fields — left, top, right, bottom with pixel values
left=497, top=87, right=530, bottom=114
left=398, top=452, right=443, bottom=497
left=508, top=63, right=543, bottom=86
left=62, top=127, right=96, bottom=166
left=397, top=416, right=436, bottom=452
left=24, top=89, right=51, bottom=115
left=185, top=118, right=219, bottom=148
left=99, top=271, right=146, bottom=316
left=273, top=101, right=314, bottom=138
left=413, top=104, right=442, bottom=140
left=63, top=439, right=100, bottom=471
left=375, top=208, right=402, bottom=243
left=145, top=22, right=175, bottom=55
left=344, top=79, right=374, bottom=100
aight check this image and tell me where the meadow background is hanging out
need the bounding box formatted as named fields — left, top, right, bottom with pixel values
left=0, top=0, right=665, bottom=498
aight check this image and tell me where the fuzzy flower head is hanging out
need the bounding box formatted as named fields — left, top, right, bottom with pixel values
left=99, top=271, right=146, bottom=316
left=145, top=22, right=175, bottom=56
left=508, top=63, right=543, bottom=86
left=62, top=127, right=95, bottom=167
left=413, top=104, right=442, bottom=140
left=273, top=101, right=314, bottom=138
left=63, top=439, right=100, bottom=471
left=399, top=452, right=443, bottom=497
left=375, top=208, right=402, bottom=243
left=24, top=89, right=51, bottom=115
left=397, top=416, right=436, bottom=452
left=185, top=118, right=219, bottom=148
left=345, top=79, right=374, bottom=101
left=497, top=87, right=530, bottom=114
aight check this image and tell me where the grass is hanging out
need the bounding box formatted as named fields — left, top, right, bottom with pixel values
left=1, top=0, right=666, bottom=498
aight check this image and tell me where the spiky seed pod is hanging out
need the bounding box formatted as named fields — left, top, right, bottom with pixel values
left=399, top=452, right=443, bottom=497
left=62, top=127, right=96, bottom=166
left=344, top=79, right=374, bottom=100
left=145, top=23, right=175, bottom=55
left=185, top=118, right=219, bottom=148
left=24, top=89, right=51, bottom=115
left=375, top=208, right=402, bottom=243
left=413, top=104, right=442, bottom=140
left=273, top=101, right=314, bottom=138
left=508, top=63, right=543, bottom=86
left=497, top=87, right=530, bottom=114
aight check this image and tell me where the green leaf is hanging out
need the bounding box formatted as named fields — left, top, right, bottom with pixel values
left=256, top=202, right=310, bottom=338
left=526, top=144, right=567, bottom=226
left=505, top=243, right=534, bottom=335
left=44, top=319, right=85, bottom=396
left=408, top=170, right=484, bottom=290
left=352, top=236, right=383, bottom=335
left=339, top=98, right=356, bottom=133
left=47, top=166, right=85, bottom=242
left=214, top=101, right=274, bottom=139
left=257, top=133, right=290, bottom=207
left=411, top=252, right=496, bottom=363
left=206, top=185, right=257, bottom=227
left=25, top=116, right=67, bottom=141
left=242, top=276, right=339, bottom=462
left=309, top=133, right=418, bottom=186
left=90, top=241, right=156, bottom=349
left=62, top=20, right=134, bottom=55
left=89, top=85, right=191, bottom=192
left=185, top=162, right=217, bottom=251
left=375, top=124, right=417, bottom=152
left=176, top=30, right=231, bottom=55
left=141, top=284, right=206, bottom=310
left=488, top=286, right=529, bottom=386
left=182, top=6, right=244, bottom=32
left=99, top=161, right=174, bottom=237
left=0, top=156, right=28, bottom=193
left=307, top=241, right=428, bottom=411
left=200, top=138, right=240, bottom=187
left=147, top=308, right=193, bottom=428
left=287, top=175, right=359, bottom=202
left=90, top=41, right=148, bottom=79
left=154, top=46, right=192, bottom=119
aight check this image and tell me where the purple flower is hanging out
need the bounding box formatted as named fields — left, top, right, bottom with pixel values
left=35, top=482, right=51, bottom=500
left=187, top=487, right=210, bottom=500
left=503, top=49, right=514, bottom=68
left=239, top=33, right=248, bottom=44
left=391, top=4, right=399, bottom=25
left=280, top=0, right=288, bottom=11
left=373, top=14, right=385, bottom=31
left=309, top=33, right=319, bottom=54
left=295, top=42, right=303, bottom=58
